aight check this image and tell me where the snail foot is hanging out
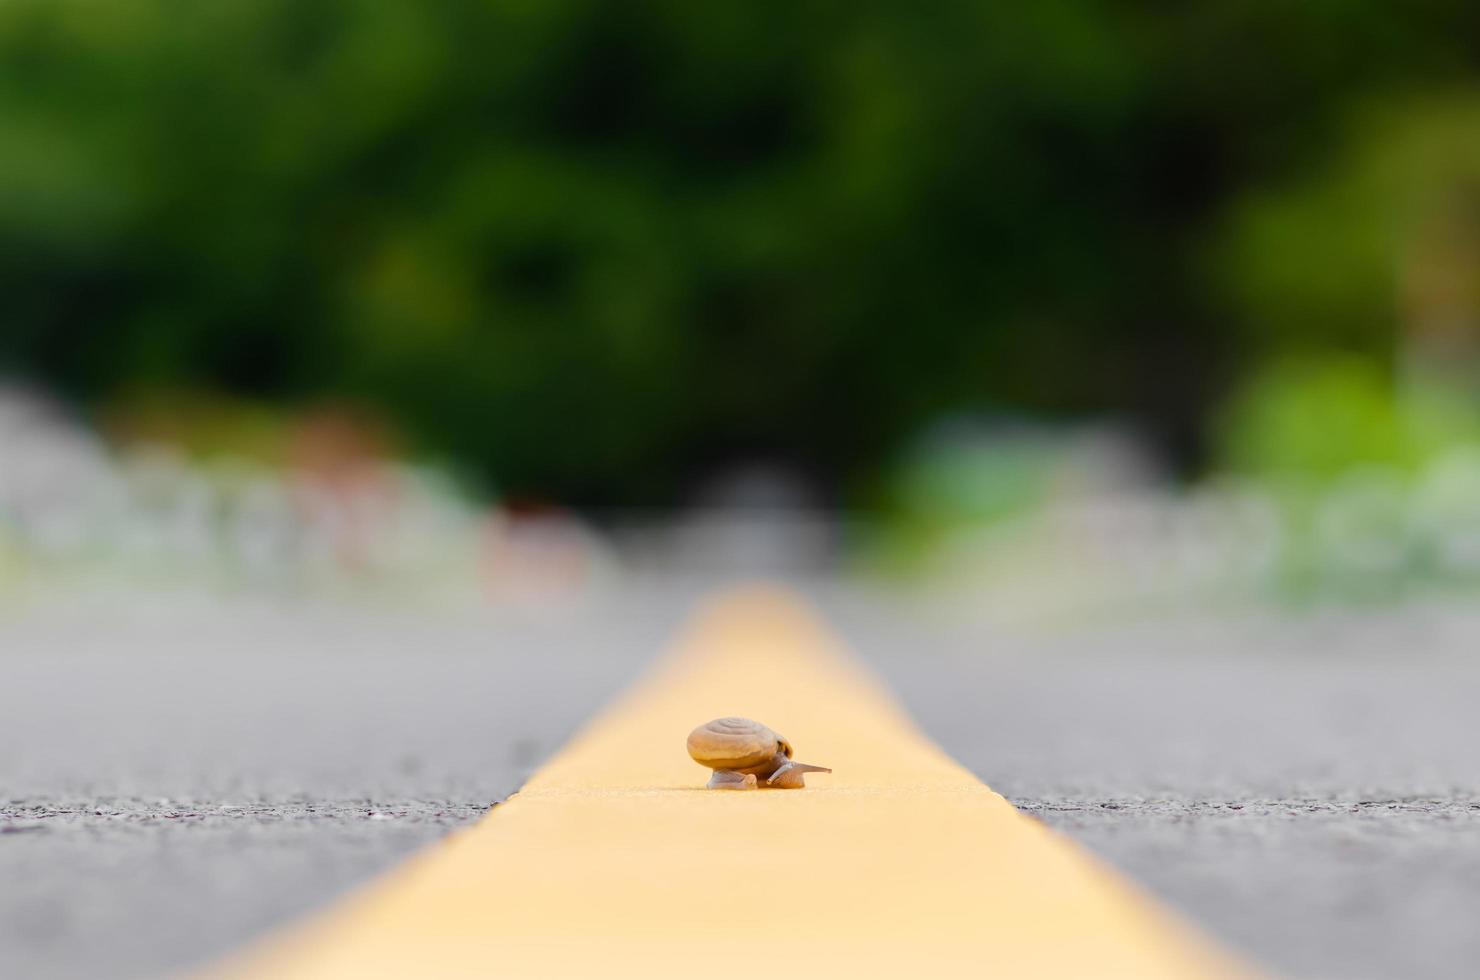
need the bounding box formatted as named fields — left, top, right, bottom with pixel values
left=706, top=770, right=757, bottom=790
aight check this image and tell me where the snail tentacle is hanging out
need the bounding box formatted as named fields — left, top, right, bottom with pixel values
left=765, top=761, right=832, bottom=788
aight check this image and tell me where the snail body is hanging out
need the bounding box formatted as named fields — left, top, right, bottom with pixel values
left=686, top=717, right=832, bottom=790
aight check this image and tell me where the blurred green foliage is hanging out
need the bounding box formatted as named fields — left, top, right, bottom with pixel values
left=1208, top=354, right=1480, bottom=601
left=1215, top=356, right=1480, bottom=481
left=5, top=0, right=1480, bottom=504
left=1217, top=97, right=1480, bottom=356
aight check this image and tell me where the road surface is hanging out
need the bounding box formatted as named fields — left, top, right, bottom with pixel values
left=2, top=584, right=1478, bottom=979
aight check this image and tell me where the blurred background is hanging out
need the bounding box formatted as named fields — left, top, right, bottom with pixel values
left=4, top=0, right=1480, bottom=608
left=11, top=8, right=1480, bottom=980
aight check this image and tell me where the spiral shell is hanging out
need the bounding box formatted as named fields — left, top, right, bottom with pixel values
left=686, top=717, right=792, bottom=775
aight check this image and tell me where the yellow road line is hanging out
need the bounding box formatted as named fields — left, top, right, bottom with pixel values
left=214, top=586, right=1255, bottom=979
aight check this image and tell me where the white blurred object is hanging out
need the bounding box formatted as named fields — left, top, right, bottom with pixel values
left=1310, top=466, right=1413, bottom=580
left=1412, top=447, right=1480, bottom=575
left=0, top=383, right=613, bottom=603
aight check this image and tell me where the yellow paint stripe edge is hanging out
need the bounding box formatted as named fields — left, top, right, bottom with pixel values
left=210, top=586, right=1257, bottom=979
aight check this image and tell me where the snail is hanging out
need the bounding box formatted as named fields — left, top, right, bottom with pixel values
left=686, top=717, right=832, bottom=789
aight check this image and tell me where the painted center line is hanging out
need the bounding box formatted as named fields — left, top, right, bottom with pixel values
left=212, top=586, right=1255, bottom=979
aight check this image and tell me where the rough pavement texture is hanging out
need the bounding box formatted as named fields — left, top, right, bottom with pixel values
left=828, top=594, right=1480, bottom=980
left=4, top=586, right=1480, bottom=979
left=0, top=592, right=689, bottom=980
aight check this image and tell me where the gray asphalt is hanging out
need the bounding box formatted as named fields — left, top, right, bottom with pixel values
left=0, top=593, right=685, bottom=980
left=831, top=596, right=1480, bottom=980
left=4, top=586, right=1480, bottom=979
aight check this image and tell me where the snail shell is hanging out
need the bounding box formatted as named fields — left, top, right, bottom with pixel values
left=686, top=717, right=792, bottom=774
left=686, top=717, right=831, bottom=789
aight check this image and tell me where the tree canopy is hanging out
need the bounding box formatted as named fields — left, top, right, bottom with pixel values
left=4, top=0, right=1479, bottom=504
